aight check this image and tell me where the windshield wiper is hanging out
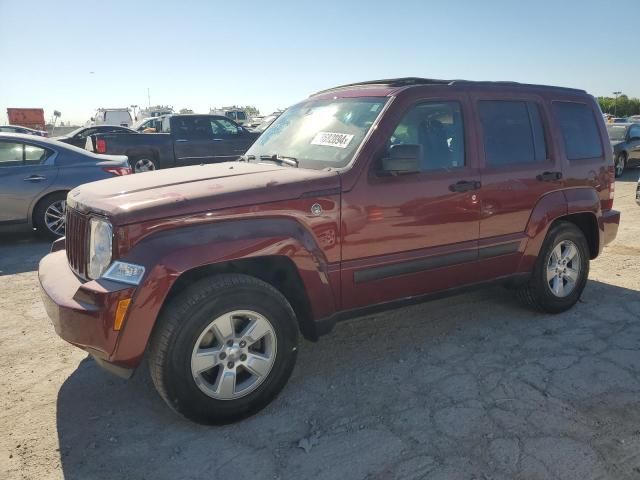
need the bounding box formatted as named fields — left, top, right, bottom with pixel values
left=258, top=154, right=299, bottom=168
left=239, top=154, right=255, bottom=162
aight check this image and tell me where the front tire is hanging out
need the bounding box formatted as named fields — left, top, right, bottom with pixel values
left=148, top=274, right=299, bottom=425
left=615, top=153, right=626, bottom=178
left=33, top=191, right=67, bottom=240
left=517, top=222, right=589, bottom=313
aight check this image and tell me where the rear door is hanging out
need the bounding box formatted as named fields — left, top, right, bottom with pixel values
left=171, top=116, right=221, bottom=166
left=471, top=92, right=560, bottom=278
left=0, top=140, right=57, bottom=224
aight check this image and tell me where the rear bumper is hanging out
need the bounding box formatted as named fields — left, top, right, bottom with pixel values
left=38, top=250, right=136, bottom=373
left=601, top=209, right=620, bottom=249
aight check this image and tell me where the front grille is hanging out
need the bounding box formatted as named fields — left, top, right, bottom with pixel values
left=65, top=208, right=89, bottom=278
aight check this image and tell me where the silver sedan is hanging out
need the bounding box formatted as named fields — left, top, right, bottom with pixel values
left=0, top=133, right=131, bottom=239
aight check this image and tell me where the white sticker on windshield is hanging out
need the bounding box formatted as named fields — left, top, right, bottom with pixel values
left=311, top=132, right=354, bottom=149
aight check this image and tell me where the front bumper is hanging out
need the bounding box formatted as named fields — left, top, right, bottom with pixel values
left=601, top=209, right=620, bottom=248
left=39, top=250, right=136, bottom=375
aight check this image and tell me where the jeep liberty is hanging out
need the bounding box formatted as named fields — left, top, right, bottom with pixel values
left=39, top=78, right=620, bottom=424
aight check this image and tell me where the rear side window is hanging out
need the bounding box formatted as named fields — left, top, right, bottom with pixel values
left=478, top=101, right=547, bottom=166
left=552, top=102, right=603, bottom=160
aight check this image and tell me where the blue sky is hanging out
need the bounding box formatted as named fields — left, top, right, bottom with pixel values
left=1, top=0, right=638, bottom=124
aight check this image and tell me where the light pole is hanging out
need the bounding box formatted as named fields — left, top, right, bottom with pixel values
left=613, top=91, right=622, bottom=117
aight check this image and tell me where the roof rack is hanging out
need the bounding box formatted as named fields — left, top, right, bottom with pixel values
left=312, top=77, right=586, bottom=96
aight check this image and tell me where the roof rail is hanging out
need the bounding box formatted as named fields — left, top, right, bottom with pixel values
left=312, top=77, right=587, bottom=96
left=311, top=77, right=452, bottom=96
left=448, top=79, right=586, bottom=93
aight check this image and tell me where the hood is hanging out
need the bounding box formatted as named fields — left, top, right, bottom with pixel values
left=67, top=161, right=340, bottom=225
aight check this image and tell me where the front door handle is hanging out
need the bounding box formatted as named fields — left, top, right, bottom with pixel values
left=24, top=175, right=46, bottom=182
left=536, top=171, right=562, bottom=182
left=449, top=180, right=481, bottom=193
left=212, top=138, right=224, bottom=142
left=175, top=139, right=188, bottom=143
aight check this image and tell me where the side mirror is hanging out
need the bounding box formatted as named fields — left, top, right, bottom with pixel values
left=380, top=144, right=422, bottom=175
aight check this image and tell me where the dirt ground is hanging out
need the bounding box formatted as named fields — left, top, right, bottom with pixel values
left=1, top=172, right=639, bottom=480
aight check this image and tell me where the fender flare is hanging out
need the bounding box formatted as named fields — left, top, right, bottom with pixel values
left=518, top=188, right=600, bottom=273
left=111, top=217, right=337, bottom=366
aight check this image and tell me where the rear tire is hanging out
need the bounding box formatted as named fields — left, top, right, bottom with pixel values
left=615, top=152, right=626, bottom=178
left=148, top=274, right=299, bottom=425
left=33, top=191, right=68, bottom=240
left=517, top=222, right=589, bottom=313
left=131, top=156, right=157, bottom=173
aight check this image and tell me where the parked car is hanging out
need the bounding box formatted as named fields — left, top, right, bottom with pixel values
left=210, top=108, right=248, bottom=125
left=53, top=125, right=136, bottom=148
left=130, top=116, right=168, bottom=133
left=610, top=117, right=629, bottom=124
left=0, top=133, right=131, bottom=239
left=628, top=115, right=640, bottom=124
left=92, top=108, right=133, bottom=127
left=607, top=123, right=640, bottom=177
left=39, top=77, right=620, bottom=424
left=0, top=125, right=48, bottom=137
left=251, top=112, right=282, bottom=133
left=85, top=114, right=260, bottom=172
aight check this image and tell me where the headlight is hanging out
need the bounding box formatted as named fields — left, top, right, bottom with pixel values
left=88, top=218, right=112, bottom=279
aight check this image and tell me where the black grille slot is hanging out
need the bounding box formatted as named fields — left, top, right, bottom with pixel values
left=65, top=208, right=89, bottom=278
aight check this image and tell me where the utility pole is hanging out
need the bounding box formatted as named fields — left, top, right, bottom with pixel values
left=613, top=91, right=622, bottom=117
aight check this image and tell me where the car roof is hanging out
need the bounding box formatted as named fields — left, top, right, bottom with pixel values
left=310, top=77, right=587, bottom=98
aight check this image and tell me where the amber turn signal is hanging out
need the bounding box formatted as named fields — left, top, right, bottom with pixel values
left=114, top=298, right=132, bottom=331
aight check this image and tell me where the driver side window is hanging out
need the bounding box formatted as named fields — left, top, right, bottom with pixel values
left=390, top=101, right=465, bottom=171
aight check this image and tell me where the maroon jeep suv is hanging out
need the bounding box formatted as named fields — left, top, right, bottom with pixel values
left=39, top=78, right=620, bottom=424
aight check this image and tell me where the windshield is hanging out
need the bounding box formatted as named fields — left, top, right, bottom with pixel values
left=607, top=125, right=628, bottom=141
left=246, top=97, right=386, bottom=169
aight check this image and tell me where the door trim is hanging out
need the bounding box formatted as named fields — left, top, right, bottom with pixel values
left=353, top=240, right=520, bottom=284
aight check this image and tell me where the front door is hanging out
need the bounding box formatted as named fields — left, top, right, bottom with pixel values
left=0, top=140, right=57, bottom=224
left=340, top=97, right=481, bottom=310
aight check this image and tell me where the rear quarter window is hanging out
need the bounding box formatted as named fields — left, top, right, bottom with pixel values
left=552, top=101, right=603, bottom=160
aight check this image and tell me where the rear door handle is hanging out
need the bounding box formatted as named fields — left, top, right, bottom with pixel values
left=212, top=138, right=224, bottom=142
left=175, top=139, right=188, bottom=143
left=449, top=180, right=481, bottom=192
left=536, top=171, right=562, bottom=182
left=24, top=175, right=46, bottom=182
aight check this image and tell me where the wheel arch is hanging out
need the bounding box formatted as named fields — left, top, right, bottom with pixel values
left=29, top=189, right=69, bottom=227
left=519, top=188, right=601, bottom=272
left=110, top=218, right=339, bottom=367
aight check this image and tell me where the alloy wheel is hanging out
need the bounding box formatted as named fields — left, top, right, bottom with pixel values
left=546, top=240, right=581, bottom=298
left=190, top=310, right=277, bottom=400
left=134, top=158, right=156, bottom=173
left=615, top=155, right=625, bottom=177
left=44, top=200, right=66, bottom=236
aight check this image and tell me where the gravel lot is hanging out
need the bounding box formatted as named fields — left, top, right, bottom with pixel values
left=1, top=172, right=639, bottom=480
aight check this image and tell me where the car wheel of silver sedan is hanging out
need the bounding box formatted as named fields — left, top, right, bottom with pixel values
left=34, top=191, right=69, bottom=240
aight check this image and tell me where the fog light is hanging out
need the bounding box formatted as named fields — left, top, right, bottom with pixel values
left=114, top=298, right=132, bottom=331
left=102, top=261, right=145, bottom=285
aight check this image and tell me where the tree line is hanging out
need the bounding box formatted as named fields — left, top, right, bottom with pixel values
left=597, top=95, right=640, bottom=117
